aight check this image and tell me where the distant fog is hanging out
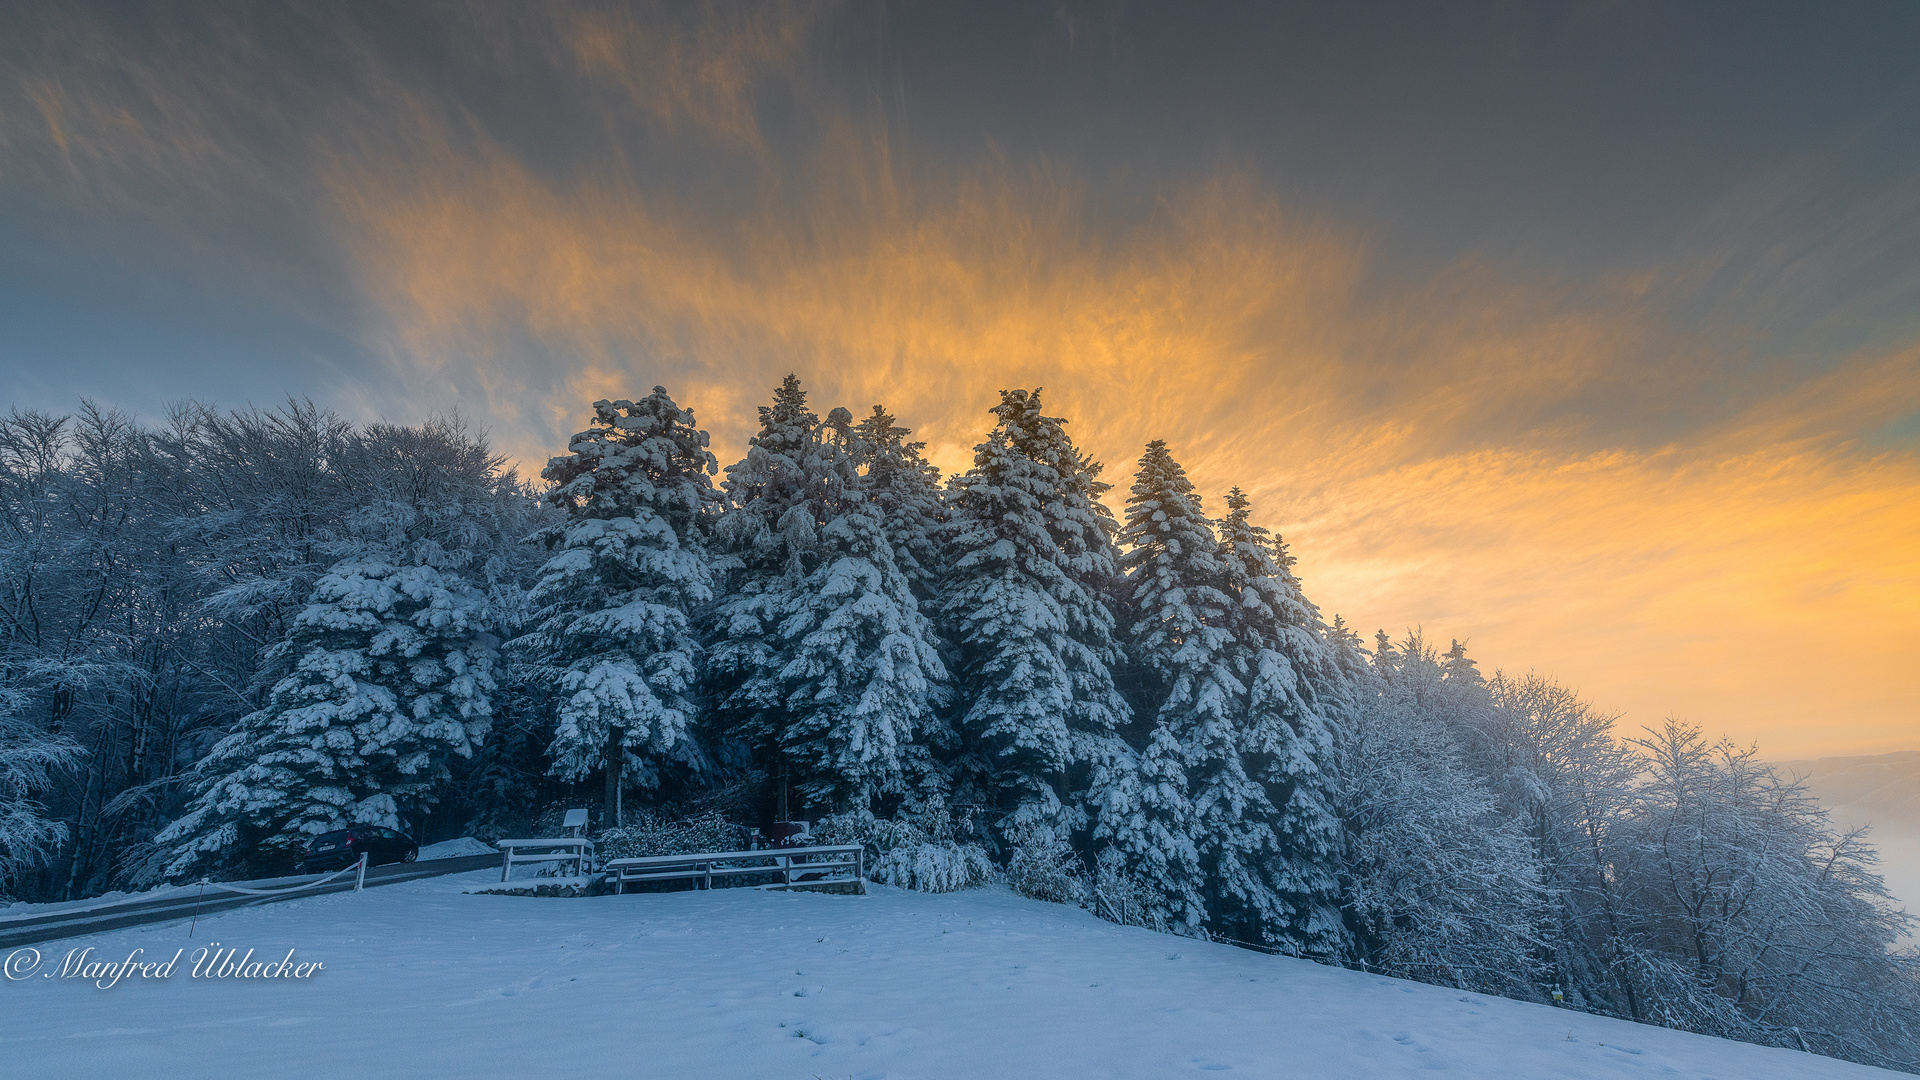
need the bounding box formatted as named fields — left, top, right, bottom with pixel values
left=1774, top=751, right=1920, bottom=943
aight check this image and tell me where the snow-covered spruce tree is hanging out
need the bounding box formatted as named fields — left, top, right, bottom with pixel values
left=1383, top=631, right=1495, bottom=735
left=1324, top=615, right=1373, bottom=684
left=158, top=421, right=516, bottom=877
left=849, top=405, right=948, bottom=605
left=847, top=404, right=958, bottom=816
left=1442, top=638, right=1483, bottom=688
left=1085, top=721, right=1202, bottom=928
left=1370, top=629, right=1400, bottom=679
left=518, top=389, right=721, bottom=824
left=707, top=379, right=945, bottom=815
left=940, top=388, right=1130, bottom=849
left=1105, top=441, right=1227, bottom=935
left=158, top=556, right=496, bottom=875
left=701, top=374, right=818, bottom=810
left=1216, top=487, right=1349, bottom=957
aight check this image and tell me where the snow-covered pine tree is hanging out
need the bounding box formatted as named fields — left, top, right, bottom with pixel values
left=1371, top=629, right=1400, bottom=679
left=520, top=389, right=721, bottom=823
left=941, top=389, right=1131, bottom=849
left=849, top=405, right=947, bottom=604
left=847, top=404, right=955, bottom=815
left=159, top=420, right=515, bottom=877
left=1378, top=630, right=1488, bottom=744
left=1088, top=721, right=1200, bottom=929
left=1105, top=440, right=1228, bottom=934
left=158, top=555, right=496, bottom=875
left=708, top=381, right=945, bottom=815
left=704, top=373, right=820, bottom=781
left=1442, top=638, right=1483, bottom=688
left=1216, top=486, right=1349, bottom=957
left=1325, top=615, right=1373, bottom=683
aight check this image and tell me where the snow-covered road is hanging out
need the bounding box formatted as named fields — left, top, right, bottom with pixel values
left=0, top=870, right=1896, bottom=1078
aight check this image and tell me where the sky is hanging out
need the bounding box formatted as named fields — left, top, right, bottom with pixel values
left=3, top=1, right=1916, bottom=757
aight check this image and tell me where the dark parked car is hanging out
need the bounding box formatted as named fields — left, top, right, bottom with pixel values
left=297, top=826, right=419, bottom=873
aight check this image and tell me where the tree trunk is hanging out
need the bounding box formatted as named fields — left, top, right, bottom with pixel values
left=603, top=726, right=625, bottom=828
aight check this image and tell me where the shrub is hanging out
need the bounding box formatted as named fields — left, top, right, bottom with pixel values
left=594, top=810, right=751, bottom=862
left=815, top=810, right=993, bottom=893
left=874, top=841, right=994, bottom=893
left=1005, top=829, right=1085, bottom=904
left=1090, top=846, right=1169, bottom=931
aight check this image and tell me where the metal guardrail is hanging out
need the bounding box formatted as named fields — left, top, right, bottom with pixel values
left=0, top=854, right=501, bottom=950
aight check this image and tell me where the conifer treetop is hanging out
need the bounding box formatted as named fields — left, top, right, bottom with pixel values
left=1218, top=486, right=1321, bottom=638
left=722, top=374, right=829, bottom=525
left=848, top=404, right=946, bottom=599
left=542, top=387, right=719, bottom=527
left=987, top=389, right=1119, bottom=571
left=852, top=405, right=940, bottom=485
left=1119, top=439, right=1234, bottom=674
left=1442, top=638, right=1483, bottom=686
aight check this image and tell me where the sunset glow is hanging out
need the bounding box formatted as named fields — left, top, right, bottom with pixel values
left=4, top=2, right=1916, bottom=756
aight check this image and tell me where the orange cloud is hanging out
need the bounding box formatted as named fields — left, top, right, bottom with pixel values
left=333, top=123, right=1919, bottom=758
left=1298, top=382, right=1920, bottom=757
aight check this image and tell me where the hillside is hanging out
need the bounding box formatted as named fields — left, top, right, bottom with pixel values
left=0, top=871, right=1900, bottom=1078
left=1777, top=752, right=1920, bottom=834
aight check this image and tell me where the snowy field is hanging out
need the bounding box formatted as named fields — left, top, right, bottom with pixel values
left=0, top=870, right=1898, bottom=1079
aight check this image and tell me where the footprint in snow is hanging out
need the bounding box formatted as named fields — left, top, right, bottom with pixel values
left=498, top=976, right=544, bottom=997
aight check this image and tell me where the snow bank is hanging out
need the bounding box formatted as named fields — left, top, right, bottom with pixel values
left=416, top=836, right=498, bottom=860
left=0, top=873, right=1897, bottom=1079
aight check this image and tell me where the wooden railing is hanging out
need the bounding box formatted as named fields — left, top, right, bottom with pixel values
left=605, top=844, right=864, bottom=894
left=495, top=837, right=594, bottom=882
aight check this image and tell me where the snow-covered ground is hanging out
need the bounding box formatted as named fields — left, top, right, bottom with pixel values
left=0, top=871, right=1898, bottom=1079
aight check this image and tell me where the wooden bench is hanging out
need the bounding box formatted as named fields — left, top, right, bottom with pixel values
left=496, top=837, right=595, bottom=881
left=605, top=844, right=864, bottom=894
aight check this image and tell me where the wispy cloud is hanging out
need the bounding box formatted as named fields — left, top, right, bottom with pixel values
left=3, top=2, right=1914, bottom=756
left=567, top=0, right=825, bottom=150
